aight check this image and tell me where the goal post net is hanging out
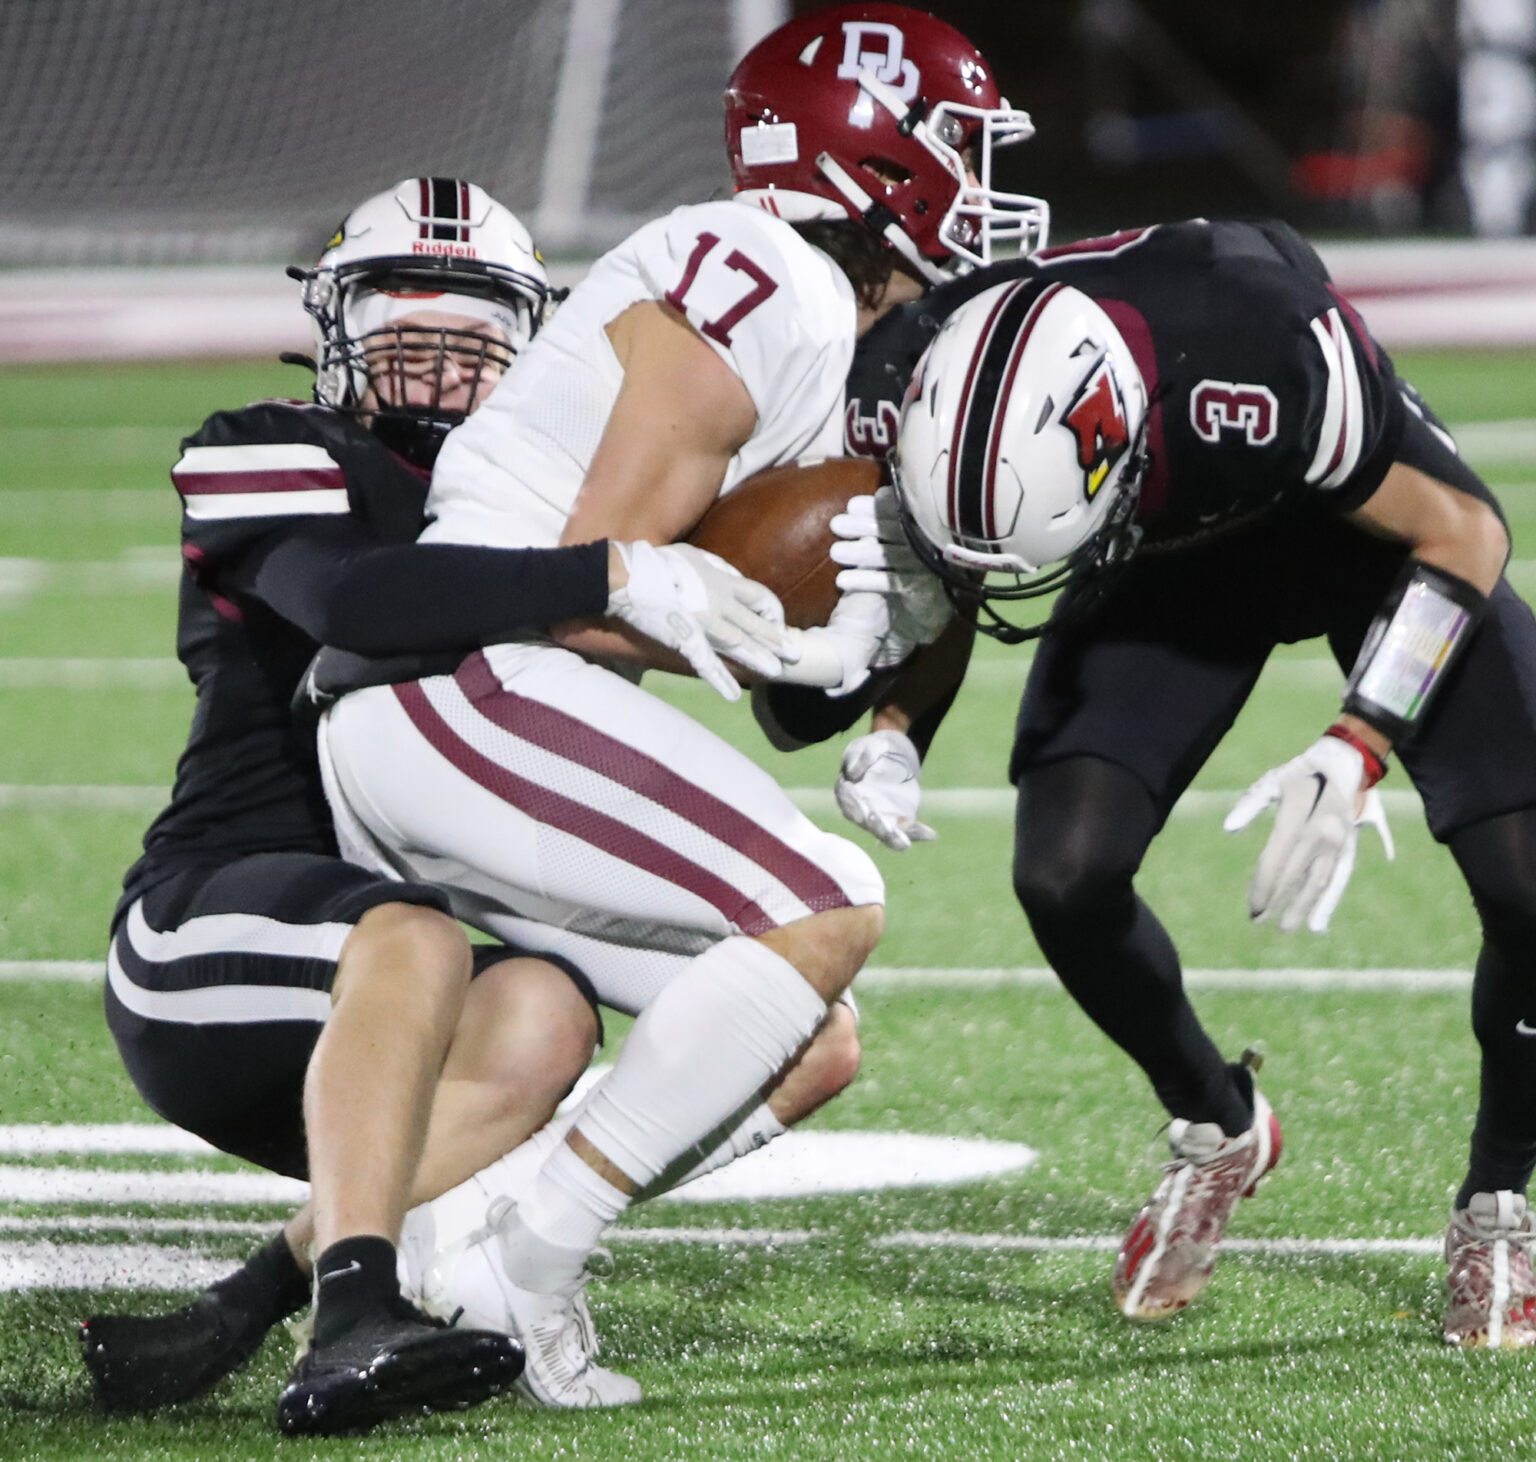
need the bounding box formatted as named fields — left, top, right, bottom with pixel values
left=0, top=0, right=787, bottom=267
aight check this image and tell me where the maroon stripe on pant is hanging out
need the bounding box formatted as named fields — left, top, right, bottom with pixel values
left=454, top=651, right=850, bottom=913
left=392, top=680, right=780, bottom=935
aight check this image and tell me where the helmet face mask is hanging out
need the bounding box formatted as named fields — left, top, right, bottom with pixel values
left=295, top=179, right=555, bottom=464
left=725, top=4, right=1049, bottom=282
left=891, top=279, right=1150, bottom=641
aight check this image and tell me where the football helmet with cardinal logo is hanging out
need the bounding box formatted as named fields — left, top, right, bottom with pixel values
left=891, top=278, right=1149, bottom=640
left=724, top=3, right=1048, bottom=282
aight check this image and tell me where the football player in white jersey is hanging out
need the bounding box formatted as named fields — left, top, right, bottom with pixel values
left=317, top=3, right=1044, bottom=1405
left=77, top=178, right=803, bottom=1433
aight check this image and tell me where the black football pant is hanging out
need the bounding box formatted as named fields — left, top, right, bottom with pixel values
left=1012, top=755, right=1256, bottom=1136
left=1013, top=756, right=1536, bottom=1195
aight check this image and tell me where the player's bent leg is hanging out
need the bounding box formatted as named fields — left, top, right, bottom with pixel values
left=324, top=649, right=886, bottom=1404
left=768, top=996, right=862, bottom=1125
left=305, top=902, right=472, bottom=1252
left=91, top=862, right=522, bottom=1426
left=1012, top=759, right=1281, bottom=1318
left=408, top=953, right=601, bottom=1204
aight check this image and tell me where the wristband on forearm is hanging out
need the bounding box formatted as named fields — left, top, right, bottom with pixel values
left=1343, top=560, right=1487, bottom=742
left=1322, top=722, right=1389, bottom=788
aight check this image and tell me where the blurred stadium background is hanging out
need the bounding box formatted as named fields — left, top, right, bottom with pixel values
left=1, top=0, right=1534, bottom=362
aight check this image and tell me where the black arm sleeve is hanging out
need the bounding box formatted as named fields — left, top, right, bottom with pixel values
left=233, top=520, right=610, bottom=655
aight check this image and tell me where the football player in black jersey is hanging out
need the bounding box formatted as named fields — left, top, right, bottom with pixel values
left=79, top=178, right=805, bottom=1434
left=819, top=218, right=1536, bottom=1347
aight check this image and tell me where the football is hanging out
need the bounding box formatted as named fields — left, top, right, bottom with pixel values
left=687, top=457, right=882, bottom=628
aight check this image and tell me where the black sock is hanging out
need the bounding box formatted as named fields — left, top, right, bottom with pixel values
left=207, top=1232, right=312, bottom=1332
left=311, top=1236, right=401, bottom=1346
left=1456, top=1132, right=1536, bottom=1211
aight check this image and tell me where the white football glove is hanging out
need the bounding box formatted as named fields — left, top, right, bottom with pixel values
left=775, top=588, right=890, bottom=698
left=829, top=487, right=952, bottom=667
left=1223, top=734, right=1396, bottom=934
left=835, top=729, right=936, bottom=852
left=607, top=540, right=795, bottom=702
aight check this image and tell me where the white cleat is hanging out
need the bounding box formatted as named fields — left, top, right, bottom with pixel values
left=1444, top=1190, right=1536, bottom=1349
left=1112, top=1083, right=1282, bottom=1321
left=487, top=1199, right=642, bottom=1408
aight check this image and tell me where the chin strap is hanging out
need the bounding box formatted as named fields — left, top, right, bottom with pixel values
left=813, top=151, right=950, bottom=286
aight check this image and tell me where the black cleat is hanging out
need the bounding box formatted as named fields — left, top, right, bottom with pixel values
left=275, top=1301, right=523, bottom=1436
left=81, top=1292, right=274, bottom=1412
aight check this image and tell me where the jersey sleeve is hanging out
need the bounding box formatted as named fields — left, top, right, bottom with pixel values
left=178, top=402, right=610, bottom=654
left=1299, top=289, right=1405, bottom=510
left=172, top=402, right=362, bottom=569
left=638, top=204, right=857, bottom=453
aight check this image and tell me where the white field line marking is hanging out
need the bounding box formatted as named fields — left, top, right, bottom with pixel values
left=0, top=785, right=168, bottom=810
left=0, top=962, right=1472, bottom=991
left=0, top=658, right=184, bottom=688
left=0, top=1228, right=1446, bottom=1290
left=854, top=966, right=1471, bottom=992
left=0, top=783, right=1429, bottom=817
left=0, top=553, right=180, bottom=599
left=0, top=1215, right=272, bottom=1237
left=0, top=961, right=102, bottom=981
left=873, top=1231, right=1442, bottom=1256
left=0, top=1166, right=307, bottom=1205
left=0, top=1243, right=232, bottom=1292
left=0, top=1124, right=218, bottom=1155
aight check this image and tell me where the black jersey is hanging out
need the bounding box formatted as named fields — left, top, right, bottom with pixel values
left=122, top=401, right=609, bottom=904
left=847, top=219, right=1409, bottom=544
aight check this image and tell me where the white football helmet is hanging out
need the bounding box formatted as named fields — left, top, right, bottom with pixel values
left=891, top=277, right=1149, bottom=640
left=293, top=177, right=556, bottom=462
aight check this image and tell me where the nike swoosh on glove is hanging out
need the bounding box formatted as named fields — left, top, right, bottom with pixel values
left=835, top=729, right=936, bottom=852
left=1223, top=734, right=1396, bottom=933
left=607, top=541, right=795, bottom=702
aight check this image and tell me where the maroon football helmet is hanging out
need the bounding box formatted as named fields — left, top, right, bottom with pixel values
left=725, top=3, right=1048, bottom=282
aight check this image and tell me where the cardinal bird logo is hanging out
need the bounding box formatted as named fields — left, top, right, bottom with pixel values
left=1061, top=352, right=1131, bottom=500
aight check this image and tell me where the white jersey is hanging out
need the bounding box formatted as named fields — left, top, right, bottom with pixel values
left=423, top=200, right=857, bottom=550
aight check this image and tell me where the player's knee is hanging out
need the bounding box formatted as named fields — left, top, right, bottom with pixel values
left=465, top=957, right=599, bottom=1117
left=336, top=901, right=471, bottom=1002
left=807, top=1002, right=862, bottom=1100
left=1012, top=841, right=1134, bottom=934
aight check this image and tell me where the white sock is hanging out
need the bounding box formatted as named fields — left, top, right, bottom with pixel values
left=521, top=1140, right=630, bottom=1257
left=640, top=1099, right=788, bottom=1200
left=566, top=936, right=825, bottom=1196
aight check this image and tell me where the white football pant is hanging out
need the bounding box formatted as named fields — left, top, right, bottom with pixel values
left=317, top=644, right=883, bottom=1015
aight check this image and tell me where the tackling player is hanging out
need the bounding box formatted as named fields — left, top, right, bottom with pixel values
left=834, top=217, right=1536, bottom=1347
left=314, top=3, right=1044, bottom=1404
left=79, top=178, right=800, bottom=1435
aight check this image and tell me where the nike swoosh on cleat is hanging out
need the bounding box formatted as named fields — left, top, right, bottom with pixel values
left=1516, top=1019, right=1536, bottom=1037
left=318, top=1259, right=363, bottom=1284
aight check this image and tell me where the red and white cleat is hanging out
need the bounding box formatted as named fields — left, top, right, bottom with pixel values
left=1112, top=1081, right=1282, bottom=1321
left=1443, top=1190, right=1536, bottom=1349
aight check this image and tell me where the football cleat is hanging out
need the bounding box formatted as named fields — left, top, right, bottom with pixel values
left=1113, top=1069, right=1282, bottom=1321
left=487, top=1199, right=642, bottom=1409
left=275, top=1298, right=522, bottom=1436
left=1443, top=1190, right=1536, bottom=1349
left=80, top=1290, right=275, bottom=1412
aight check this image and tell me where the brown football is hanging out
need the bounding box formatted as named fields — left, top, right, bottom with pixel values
left=688, top=458, right=882, bottom=629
